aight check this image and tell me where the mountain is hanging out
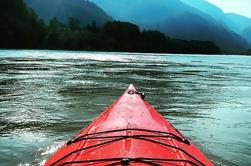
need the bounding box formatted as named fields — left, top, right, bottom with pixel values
left=180, top=0, right=225, bottom=21
left=225, top=13, right=251, bottom=33
left=24, top=0, right=112, bottom=26
left=243, top=27, right=251, bottom=44
left=225, top=13, right=251, bottom=43
left=180, top=0, right=251, bottom=44
left=90, top=0, right=249, bottom=52
left=90, top=0, right=216, bottom=29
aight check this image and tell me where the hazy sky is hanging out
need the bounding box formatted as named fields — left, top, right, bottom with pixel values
left=206, top=0, right=251, bottom=18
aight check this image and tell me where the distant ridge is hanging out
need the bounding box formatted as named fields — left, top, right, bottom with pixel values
left=90, top=0, right=250, bottom=52
left=180, top=0, right=251, bottom=44
left=225, top=13, right=251, bottom=44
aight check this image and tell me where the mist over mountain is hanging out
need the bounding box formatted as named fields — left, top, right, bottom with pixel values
left=90, top=0, right=250, bottom=52
left=24, top=0, right=112, bottom=26
left=180, top=0, right=251, bottom=44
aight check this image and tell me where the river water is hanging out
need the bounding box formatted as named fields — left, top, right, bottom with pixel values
left=0, top=50, right=250, bottom=166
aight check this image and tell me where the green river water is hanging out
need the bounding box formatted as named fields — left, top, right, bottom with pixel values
left=0, top=50, right=250, bottom=166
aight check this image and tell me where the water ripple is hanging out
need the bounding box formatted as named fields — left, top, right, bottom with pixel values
left=0, top=50, right=251, bottom=165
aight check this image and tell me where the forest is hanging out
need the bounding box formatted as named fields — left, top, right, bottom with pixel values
left=0, top=0, right=226, bottom=54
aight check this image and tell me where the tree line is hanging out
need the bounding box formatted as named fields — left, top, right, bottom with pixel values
left=247, top=49, right=251, bottom=55
left=0, top=0, right=222, bottom=54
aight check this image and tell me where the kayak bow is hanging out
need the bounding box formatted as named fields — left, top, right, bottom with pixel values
left=44, top=84, right=213, bottom=166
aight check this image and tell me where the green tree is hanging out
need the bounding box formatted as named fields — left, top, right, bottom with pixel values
left=91, top=20, right=97, bottom=32
left=45, top=18, right=69, bottom=49
left=0, top=0, right=45, bottom=48
left=141, top=30, right=168, bottom=52
left=103, top=21, right=141, bottom=41
left=247, top=49, right=251, bottom=55
left=68, top=17, right=81, bottom=32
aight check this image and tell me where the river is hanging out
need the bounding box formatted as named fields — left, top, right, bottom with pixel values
left=0, top=50, right=251, bottom=166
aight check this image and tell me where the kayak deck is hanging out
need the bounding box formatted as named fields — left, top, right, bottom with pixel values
left=44, top=84, right=213, bottom=166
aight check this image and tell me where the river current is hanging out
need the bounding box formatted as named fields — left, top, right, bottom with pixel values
left=0, top=50, right=250, bottom=166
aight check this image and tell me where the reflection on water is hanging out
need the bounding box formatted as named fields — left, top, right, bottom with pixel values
left=0, top=50, right=251, bottom=166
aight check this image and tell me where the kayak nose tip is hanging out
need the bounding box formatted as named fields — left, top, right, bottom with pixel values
left=128, top=84, right=137, bottom=91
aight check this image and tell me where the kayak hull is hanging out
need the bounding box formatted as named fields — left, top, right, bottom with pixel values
left=44, top=84, right=213, bottom=166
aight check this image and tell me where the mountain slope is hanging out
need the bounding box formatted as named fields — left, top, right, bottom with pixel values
left=90, top=0, right=215, bottom=29
left=225, top=13, right=251, bottom=43
left=180, top=0, right=225, bottom=21
left=226, top=13, right=251, bottom=32
left=181, top=0, right=251, bottom=44
left=24, top=0, right=112, bottom=26
left=90, top=0, right=249, bottom=52
left=159, top=12, right=248, bottom=50
left=243, top=27, right=251, bottom=44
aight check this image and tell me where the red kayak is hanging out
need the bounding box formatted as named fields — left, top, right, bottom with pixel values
left=45, top=84, right=213, bottom=166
